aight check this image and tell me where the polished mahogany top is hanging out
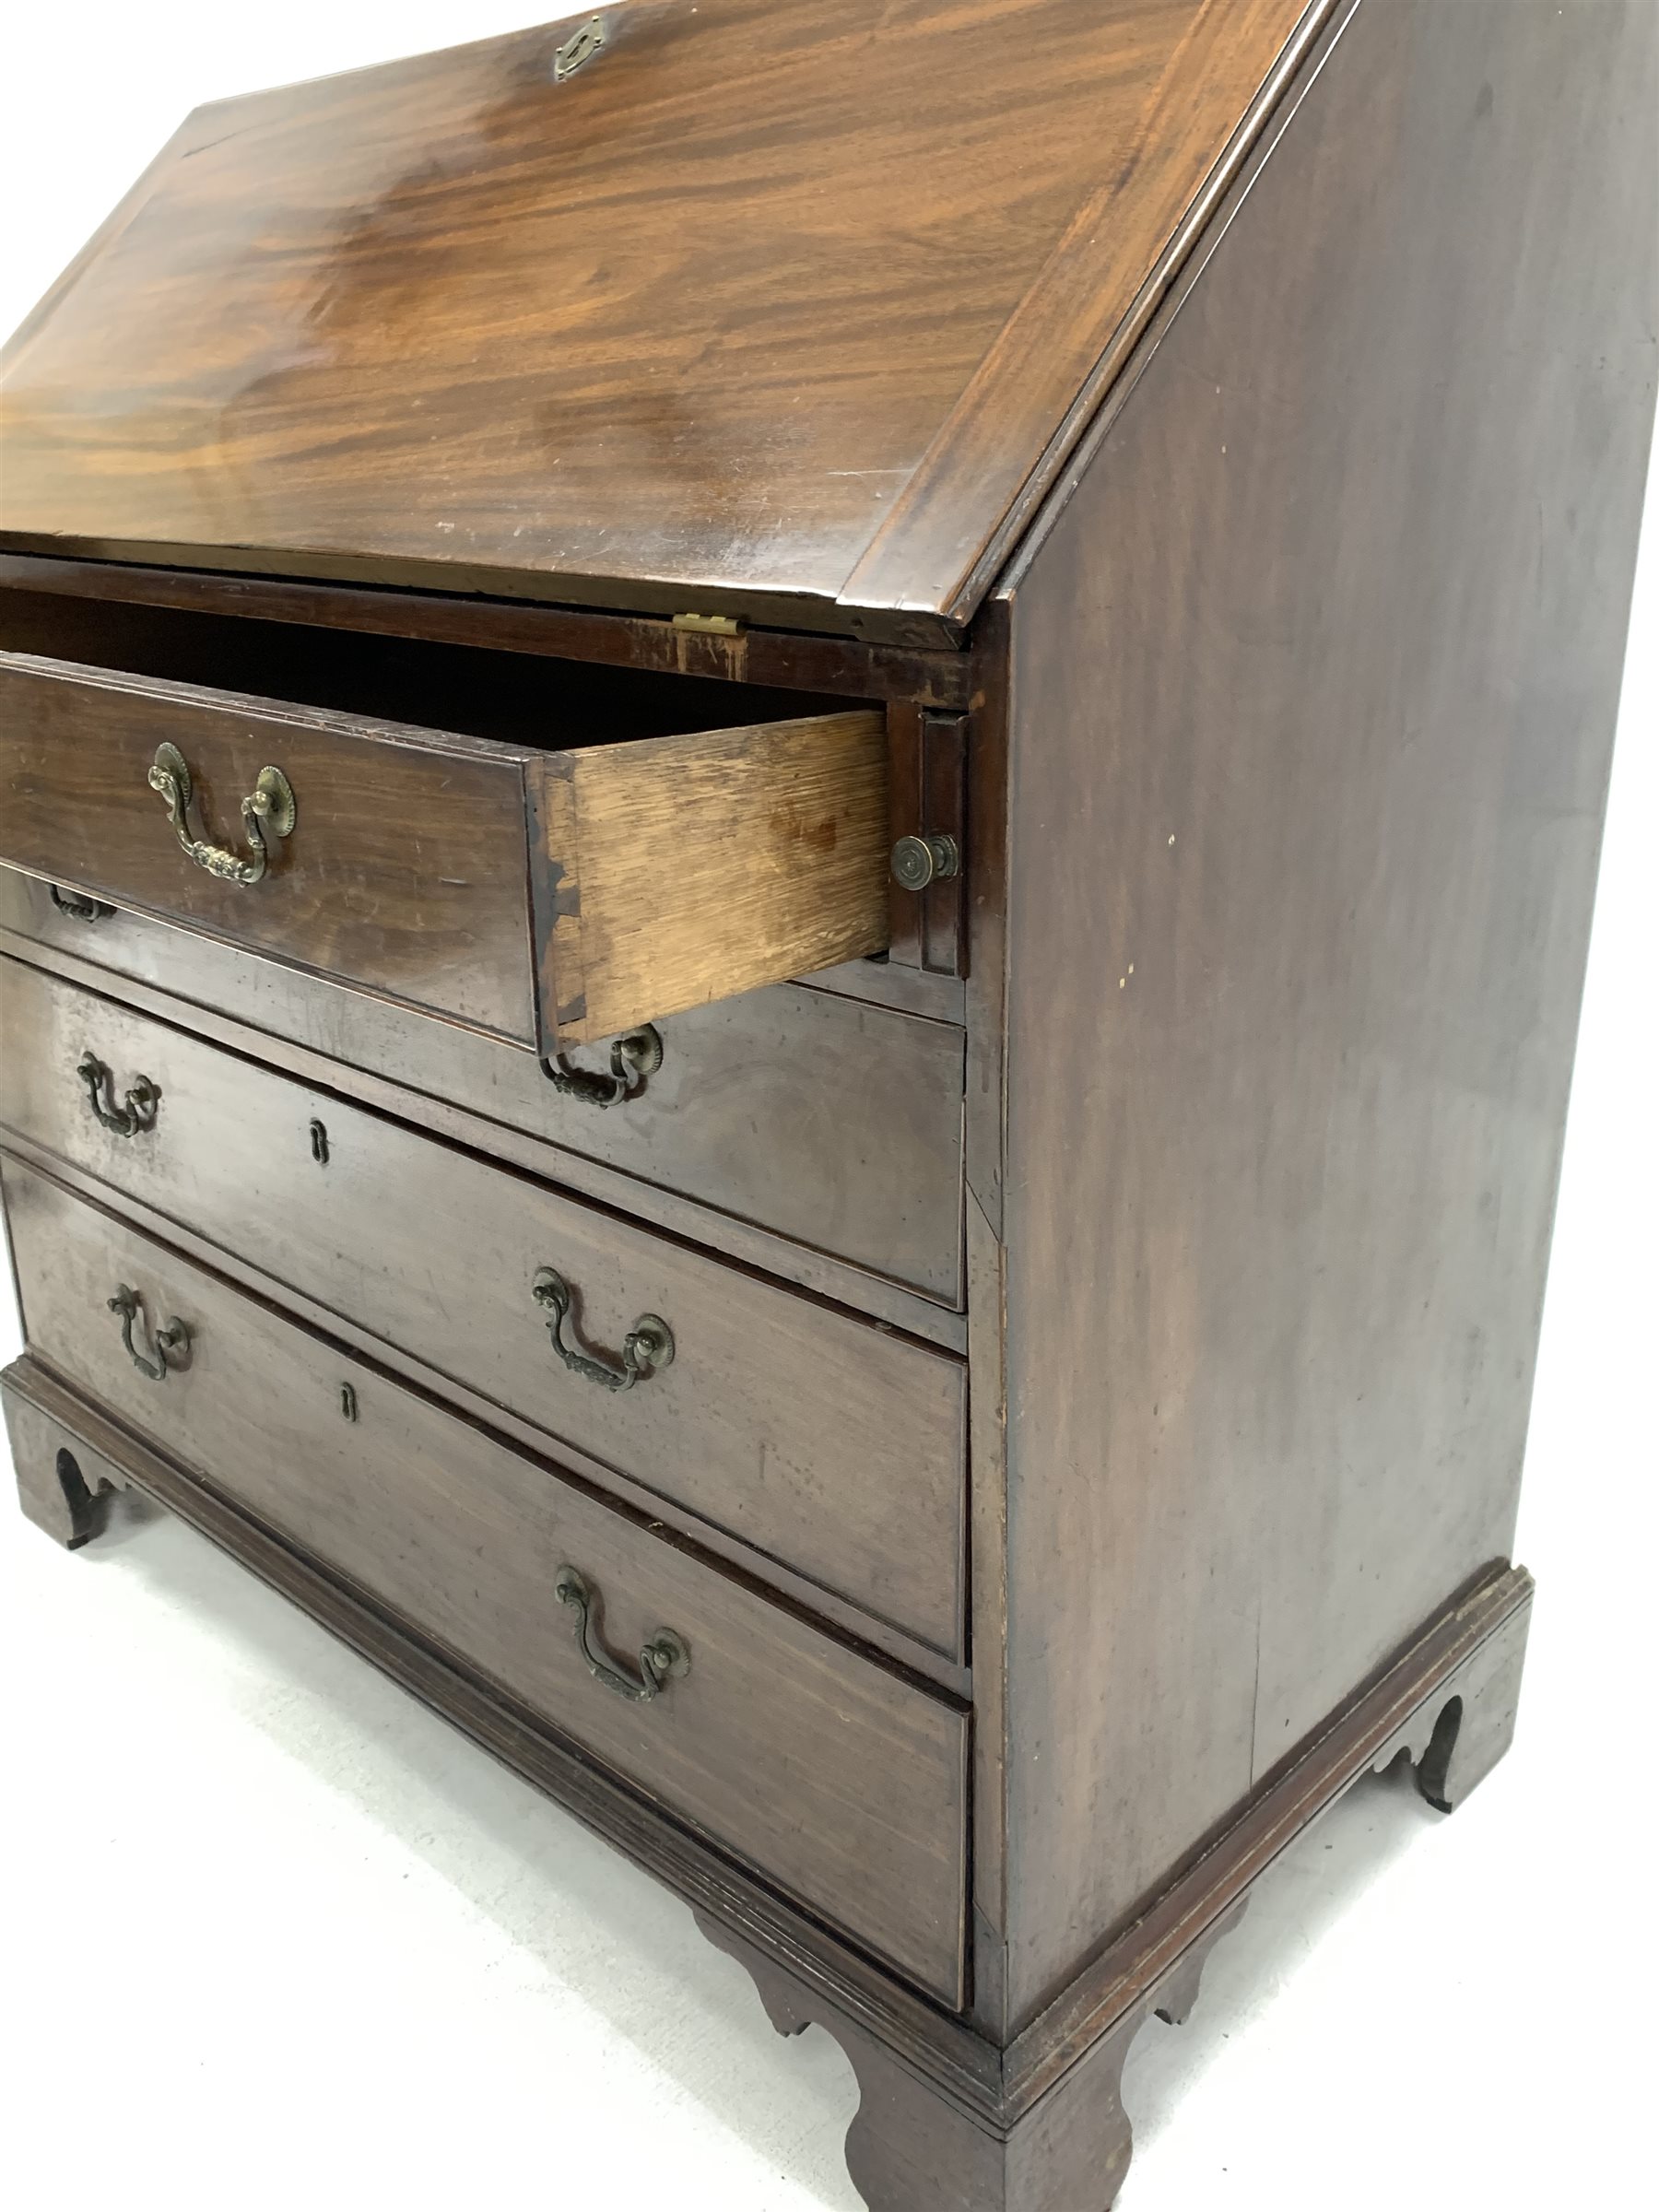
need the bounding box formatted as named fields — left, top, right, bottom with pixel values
left=0, top=0, right=1320, bottom=640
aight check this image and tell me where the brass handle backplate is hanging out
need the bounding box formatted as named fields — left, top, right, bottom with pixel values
left=78, top=1052, right=160, bottom=1138
left=147, top=741, right=296, bottom=886
left=108, top=1284, right=192, bottom=1382
left=533, top=1267, right=674, bottom=1391
left=540, top=1025, right=663, bottom=1109
left=554, top=1566, right=688, bottom=1703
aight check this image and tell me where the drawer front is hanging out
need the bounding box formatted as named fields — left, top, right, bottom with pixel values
left=0, top=877, right=966, bottom=1306
left=0, top=651, right=888, bottom=1050
left=0, top=651, right=541, bottom=1041
left=1, top=1158, right=967, bottom=2005
left=0, top=956, right=967, bottom=1656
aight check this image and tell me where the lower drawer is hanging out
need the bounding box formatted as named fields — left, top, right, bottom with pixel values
left=0, top=867, right=966, bottom=1310
left=0, top=952, right=966, bottom=1656
left=1, top=1156, right=969, bottom=2006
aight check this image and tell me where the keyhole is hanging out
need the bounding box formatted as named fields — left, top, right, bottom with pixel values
left=554, top=15, right=606, bottom=78
left=310, top=1118, right=329, bottom=1165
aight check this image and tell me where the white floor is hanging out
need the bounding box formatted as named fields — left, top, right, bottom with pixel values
left=3, top=9, right=1657, bottom=2206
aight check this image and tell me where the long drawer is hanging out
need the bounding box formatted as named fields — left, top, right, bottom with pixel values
left=0, top=955, right=966, bottom=1656
left=0, top=872, right=966, bottom=1307
left=0, top=1157, right=967, bottom=2005
left=0, top=649, right=887, bottom=1049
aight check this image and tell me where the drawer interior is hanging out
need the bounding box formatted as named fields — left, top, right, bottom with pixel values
left=0, top=590, right=891, bottom=1047
left=0, top=587, right=857, bottom=749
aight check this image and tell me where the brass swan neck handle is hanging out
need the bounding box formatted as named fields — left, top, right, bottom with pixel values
left=540, top=1025, right=664, bottom=1109
left=108, top=1284, right=192, bottom=1382
left=554, top=1567, right=688, bottom=1703
left=50, top=886, right=115, bottom=922
left=78, top=1053, right=160, bottom=1138
left=147, top=742, right=296, bottom=886
left=532, top=1267, right=674, bottom=1392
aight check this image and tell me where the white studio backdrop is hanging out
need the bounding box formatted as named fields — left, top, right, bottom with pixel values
left=0, top=9, right=1654, bottom=2209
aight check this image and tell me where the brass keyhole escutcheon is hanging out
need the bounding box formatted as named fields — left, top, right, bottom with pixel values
left=554, top=16, right=606, bottom=79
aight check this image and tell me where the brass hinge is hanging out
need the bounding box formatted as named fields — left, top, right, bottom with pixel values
left=671, top=612, right=747, bottom=637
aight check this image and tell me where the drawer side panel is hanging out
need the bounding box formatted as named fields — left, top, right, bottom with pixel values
left=533, top=712, right=889, bottom=1046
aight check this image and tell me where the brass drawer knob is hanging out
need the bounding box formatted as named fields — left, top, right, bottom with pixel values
left=554, top=1566, right=689, bottom=1703
left=890, top=832, right=960, bottom=892
left=533, top=1266, right=674, bottom=1392
left=541, top=1024, right=664, bottom=1109
left=107, top=1284, right=192, bottom=1382
left=77, top=1052, right=160, bottom=1138
left=147, top=741, right=296, bottom=886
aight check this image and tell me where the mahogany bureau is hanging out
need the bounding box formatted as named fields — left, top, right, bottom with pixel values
left=1, top=5, right=1653, bottom=2206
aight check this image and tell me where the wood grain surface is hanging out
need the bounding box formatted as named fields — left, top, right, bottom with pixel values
left=1, top=1159, right=969, bottom=2003
left=2, top=1335, right=1543, bottom=2138
left=0, top=956, right=968, bottom=1653
left=0, top=650, right=543, bottom=1041
left=990, top=0, right=1658, bottom=2029
left=533, top=711, right=888, bottom=1043
left=687, top=1572, right=1533, bottom=2208
left=0, top=578, right=869, bottom=735
left=0, top=647, right=898, bottom=1049
left=0, top=552, right=977, bottom=711
left=0, top=874, right=968, bottom=1310
left=0, top=0, right=1317, bottom=636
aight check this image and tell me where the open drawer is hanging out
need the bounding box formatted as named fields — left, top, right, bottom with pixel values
left=0, top=646, right=888, bottom=1049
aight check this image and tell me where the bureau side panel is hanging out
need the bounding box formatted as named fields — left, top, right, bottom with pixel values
left=995, top=0, right=1658, bottom=2025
